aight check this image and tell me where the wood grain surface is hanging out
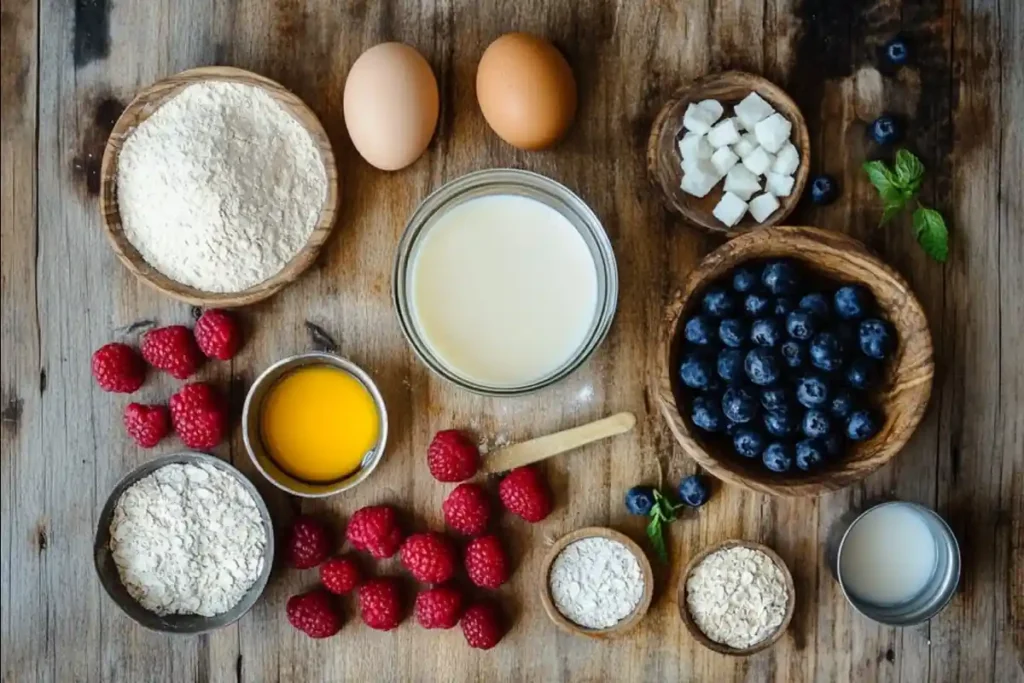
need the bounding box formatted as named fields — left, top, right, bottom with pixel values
left=1, top=1, right=1021, bottom=682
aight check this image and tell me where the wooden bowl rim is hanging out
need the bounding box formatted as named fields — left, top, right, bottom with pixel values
left=653, top=226, right=935, bottom=497
left=677, top=538, right=796, bottom=656
left=646, top=70, right=811, bottom=237
left=98, top=66, right=340, bottom=308
left=538, top=526, right=655, bottom=639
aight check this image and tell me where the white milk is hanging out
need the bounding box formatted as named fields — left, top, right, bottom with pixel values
left=839, top=504, right=938, bottom=606
left=410, top=194, right=598, bottom=387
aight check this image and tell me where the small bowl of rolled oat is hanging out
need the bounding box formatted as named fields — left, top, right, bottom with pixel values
left=678, top=539, right=795, bottom=655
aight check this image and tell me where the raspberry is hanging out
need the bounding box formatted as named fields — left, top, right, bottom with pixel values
left=91, top=343, right=145, bottom=393
left=168, top=382, right=228, bottom=449
left=286, top=516, right=332, bottom=569
left=358, top=578, right=402, bottom=631
left=461, top=602, right=503, bottom=650
left=414, top=586, right=462, bottom=629
left=498, top=466, right=552, bottom=523
left=286, top=590, right=342, bottom=638
left=193, top=309, right=242, bottom=360
left=122, top=403, right=170, bottom=448
left=400, top=533, right=457, bottom=584
left=464, top=535, right=509, bottom=589
left=141, top=325, right=202, bottom=379
left=319, top=556, right=360, bottom=594
left=442, top=483, right=491, bottom=536
left=427, top=430, right=480, bottom=482
left=346, top=505, right=403, bottom=559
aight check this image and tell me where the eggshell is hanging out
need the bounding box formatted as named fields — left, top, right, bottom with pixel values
left=343, top=42, right=439, bottom=171
left=475, top=33, right=577, bottom=150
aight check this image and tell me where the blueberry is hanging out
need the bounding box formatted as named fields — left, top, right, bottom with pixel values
left=859, top=318, right=895, bottom=360
left=751, top=318, right=785, bottom=347
left=828, top=387, right=857, bottom=418
left=799, top=292, right=831, bottom=318
left=764, top=404, right=800, bottom=437
left=795, top=439, right=827, bottom=470
left=719, top=318, right=748, bottom=348
left=809, top=174, right=838, bottom=205
left=678, top=475, right=710, bottom=507
left=624, top=486, right=656, bottom=515
left=722, top=385, right=759, bottom=424
left=834, top=285, right=873, bottom=320
left=870, top=115, right=903, bottom=145
left=810, top=332, right=846, bottom=372
left=796, top=374, right=830, bottom=408
left=802, top=408, right=832, bottom=439
left=684, top=315, right=717, bottom=345
left=702, top=287, right=737, bottom=317
left=760, top=385, right=791, bottom=412
left=846, top=409, right=881, bottom=441
left=785, top=310, right=818, bottom=341
left=846, top=357, right=878, bottom=390
left=762, top=442, right=794, bottom=473
left=744, top=348, right=782, bottom=386
left=780, top=339, right=807, bottom=369
left=733, top=427, right=767, bottom=459
left=744, top=293, right=772, bottom=317
left=680, top=352, right=715, bottom=390
left=884, top=36, right=910, bottom=65
left=823, top=432, right=845, bottom=458
left=772, top=297, right=797, bottom=317
left=716, top=348, right=746, bottom=383
left=732, top=265, right=763, bottom=293
left=762, top=261, right=801, bottom=295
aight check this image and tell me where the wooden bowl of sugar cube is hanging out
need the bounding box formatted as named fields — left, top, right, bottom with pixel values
left=647, top=71, right=810, bottom=236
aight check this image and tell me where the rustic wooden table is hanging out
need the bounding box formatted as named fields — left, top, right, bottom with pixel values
left=2, top=1, right=1021, bottom=682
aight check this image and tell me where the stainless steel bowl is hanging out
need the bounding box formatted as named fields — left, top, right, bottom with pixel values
left=393, top=168, right=618, bottom=396
left=242, top=352, right=388, bottom=497
left=93, top=452, right=274, bottom=634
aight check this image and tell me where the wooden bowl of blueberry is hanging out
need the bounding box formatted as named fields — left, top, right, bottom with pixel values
left=654, top=226, right=934, bottom=497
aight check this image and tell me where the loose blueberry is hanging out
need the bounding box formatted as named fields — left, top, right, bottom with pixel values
left=762, top=261, right=801, bottom=295
left=799, top=292, right=831, bottom=318
left=719, top=318, right=748, bottom=348
left=763, top=404, right=800, bottom=437
left=859, top=318, right=895, bottom=360
left=732, top=265, right=763, bottom=293
left=684, top=315, right=717, bottom=345
left=772, top=297, right=797, bottom=317
left=823, top=432, right=844, bottom=458
left=722, top=385, right=759, bottom=424
left=809, top=174, right=838, bottom=205
left=744, top=348, right=782, bottom=386
left=733, top=427, right=767, bottom=459
left=624, top=486, right=656, bottom=515
left=884, top=36, right=910, bottom=65
left=795, top=439, right=827, bottom=470
left=717, top=348, right=746, bottom=383
left=802, top=408, right=832, bottom=439
left=744, top=293, right=772, bottom=317
left=796, top=374, right=830, bottom=408
left=834, top=285, right=873, bottom=320
left=780, top=339, right=807, bottom=369
left=678, top=475, right=710, bottom=507
left=751, top=318, right=785, bottom=347
left=762, top=442, right=794, bottom=473
left=702, top=288, right=738, bottom=317
left=810, top=331, right=846, bottom=372
left=786, top=310, right=818, bottom=341
left=846, top=357, right=878, bottom=390
left=870, top=115, right=903, bottom=145
left=828, top=387, right=857, bottom=419
left=846, top=409, right=881, bottom=441
left=760, top=385, right=791, bottom=412
left=679, top=352, right=715, bottom=390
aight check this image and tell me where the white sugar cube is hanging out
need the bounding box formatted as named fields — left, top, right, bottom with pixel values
left=732, top=134, right=758, bottom=159
left=765, top=171, right=795, bottom=197
left=724, top=165, right=761, bottom=201
left=772, top=142, right=800, bottom=175
left=681, top=172, right=718, bottom=198
left=683, top=103, right=719, bottom=134
left=678, top=132, right=713, bottom=160
left=697, top=99, right=724, bottom=123
left=742, top=146, right=776, bottom=176
left=749, top=192, right=781, bottom=222
left=713, top=191, right=749, bottom=228
left=710, top=146, right=739, bottom=175
left=735, top=92, right=775, bottom=129
left=754, top=113, right=793, bottom=153
left=731, top=116, right=747, bottom=132
left=707, top=118, right=742, bottom=148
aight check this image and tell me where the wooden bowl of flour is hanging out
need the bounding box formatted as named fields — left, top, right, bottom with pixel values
left=99, top=66, right=339, bottom=307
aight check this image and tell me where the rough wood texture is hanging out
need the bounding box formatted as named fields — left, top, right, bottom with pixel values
left=1, top=0, right=1021, bottom=682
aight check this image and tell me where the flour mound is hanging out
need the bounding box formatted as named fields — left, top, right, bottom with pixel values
left=549, top=537, right=644, bottom=629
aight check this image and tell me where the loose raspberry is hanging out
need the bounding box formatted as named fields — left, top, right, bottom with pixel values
left=346, top=505, right=404, bottom=559
left=319, top=556, right=360, bottom=594
left=414, top=586, right=463, bottom=629
left=286, top=516, right=332, bottom=569
left=358, top=578, right=402, bottom=631
left=193, top=309, right=242, bottom=360
left=461, top=602, right=503, bottom=650
left=141, top=325, right=202, bottom=379
left=168, top=382, right=228, bottom=449
left=498, top=466, right=552, bottom=523
left=427, top=430, right=480, bottom=482
left=464, top=535, right=509, bottom=589
left=400, top=533, right=457, bottom=584
left=91, top=343, right=145, bottom=393
left=442, top=483, right=491, bottom=536
left=286, top=590, right=342, bottom=638
left=122, top=403, right=170, bottom=448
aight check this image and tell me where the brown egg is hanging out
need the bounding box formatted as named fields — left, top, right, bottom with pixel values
left=476, top=33, right=577, bottom=150
left=343, top=42, right=439, bottom=171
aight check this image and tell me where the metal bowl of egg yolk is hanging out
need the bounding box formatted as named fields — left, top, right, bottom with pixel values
left=242, top=352, right=388, bottom=498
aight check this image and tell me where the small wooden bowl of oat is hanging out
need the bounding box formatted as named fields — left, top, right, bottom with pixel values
left=678, top=539, right=795, bottom=656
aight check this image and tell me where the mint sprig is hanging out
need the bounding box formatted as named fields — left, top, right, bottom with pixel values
left=645, top=490, right=685, bottom=562
left=862, top=149, right=949, bottom=262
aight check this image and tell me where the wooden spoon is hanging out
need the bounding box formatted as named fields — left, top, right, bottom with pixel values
left=481, top=412, right=637, bottom=474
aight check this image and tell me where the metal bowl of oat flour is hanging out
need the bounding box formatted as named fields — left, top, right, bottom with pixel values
left=94, top=452, right=275, bottom=634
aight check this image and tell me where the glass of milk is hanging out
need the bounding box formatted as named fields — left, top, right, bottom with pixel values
left=836, top=501, right=960, bottom=626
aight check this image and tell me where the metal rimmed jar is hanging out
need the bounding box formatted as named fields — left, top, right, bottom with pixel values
left=393, top=168, right=618, bottom=396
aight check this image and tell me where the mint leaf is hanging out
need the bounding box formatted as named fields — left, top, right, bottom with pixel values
left=912, top=206, right=949, bottom=262
left=646, top=514, right=668, bottom=562
left=880, top=200, right=904, bottom=225
left=652, top=489, right=678, bottom=522
left=894, top=149, right=925, bottom=195
left=863, top=160, right=900, bottom=196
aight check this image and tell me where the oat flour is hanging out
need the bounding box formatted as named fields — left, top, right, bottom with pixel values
left=548, top=537, right=644, bottom=629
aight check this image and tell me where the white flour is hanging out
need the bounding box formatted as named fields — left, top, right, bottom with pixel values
left=548, top=537, right=644, bottom=629
left=109, top=462, right=267, bottom=617
left=117, top=81, right=327, bottom=293
left=685, top=546, right=789, bottom=649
